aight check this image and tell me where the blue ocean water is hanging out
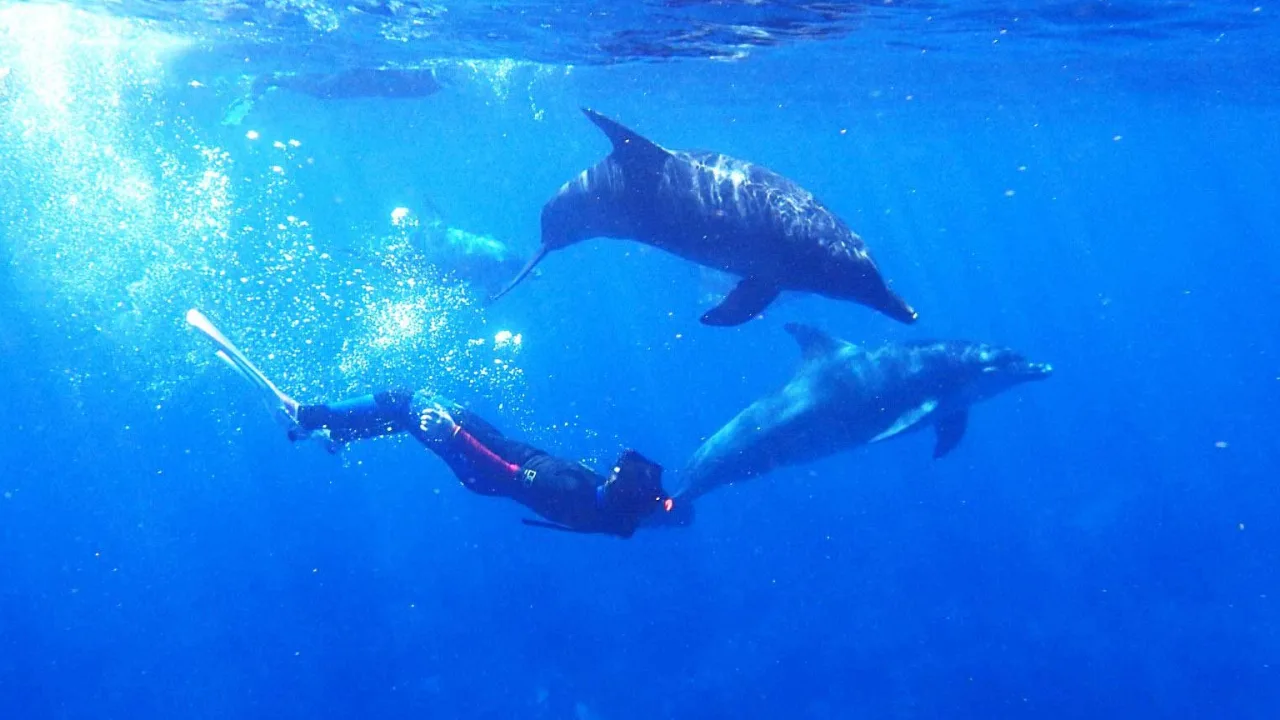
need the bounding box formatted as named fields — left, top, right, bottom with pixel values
left=1, top=1, right=1278, bottom=718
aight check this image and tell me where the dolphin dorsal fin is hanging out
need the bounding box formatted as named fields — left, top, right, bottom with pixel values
left=783, top=322, right=843, bottom=362
left=582, top=108, right=669, bottom=163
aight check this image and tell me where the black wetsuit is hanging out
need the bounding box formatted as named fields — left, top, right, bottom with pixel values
left=294, top=389, right=661, bottom=538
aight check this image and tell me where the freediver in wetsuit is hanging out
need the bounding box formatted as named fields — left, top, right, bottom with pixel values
left=290, top=389, right=681, bottom=538
left=184, top=309, right=686, bottom=538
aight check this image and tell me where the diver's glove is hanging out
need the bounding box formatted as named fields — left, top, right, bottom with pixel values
left=418, top=402, right=459, bottom=444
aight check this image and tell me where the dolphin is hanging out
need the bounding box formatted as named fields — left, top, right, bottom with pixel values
left=331, top=205, right=533, bottom=296
left=492, top=108, right=919, bottom=327
left=408, top=218, right=533, bottom=296
left=222, top=67, right=443, bottom=126
left=250, top=67, right=444, bottom=101
left=676, top=323, right=1053, bottom=501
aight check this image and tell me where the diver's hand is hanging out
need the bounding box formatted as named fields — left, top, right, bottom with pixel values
left=418, top=403, right=458, bottom=443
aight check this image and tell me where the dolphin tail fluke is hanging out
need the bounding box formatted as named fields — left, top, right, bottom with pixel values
left=489, top=245, right=550, bottom=303
left=700, top=277, right=780, bottom=326
left=581, top=108, right=670, bottom=163
left=933, top=410, right=969, bottom=458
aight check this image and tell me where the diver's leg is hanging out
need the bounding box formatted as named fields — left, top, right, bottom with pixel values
left=408, top=393, right=545, bottom=489
left=452, top=410, right=542, bottom=464
left=294, top=388, right=416, bottom=444
left=404, top=393, right=534, bottom=456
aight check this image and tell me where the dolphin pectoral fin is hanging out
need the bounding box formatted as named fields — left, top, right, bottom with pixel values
left=489, top=245, right=550, bottom=303
left=870, top=399, right=939, bottom=444
left=581, top=108, right=670, bottom=163
left=700, top=277, right=780, bottom=326
left=932, top=410, right=969, bottom=459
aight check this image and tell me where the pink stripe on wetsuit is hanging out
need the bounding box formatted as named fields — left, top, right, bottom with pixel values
left=451, top=425, right=520, bottom=479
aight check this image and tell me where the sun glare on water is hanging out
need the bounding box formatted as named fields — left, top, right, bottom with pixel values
left=0, top=3, right=531, bottom=425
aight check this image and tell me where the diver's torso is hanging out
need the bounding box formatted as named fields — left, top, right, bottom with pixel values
left=506, top=454, right=632, bottom=537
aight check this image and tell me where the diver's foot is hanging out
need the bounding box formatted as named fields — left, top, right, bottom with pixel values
left=275, top=402, right=303, bottom=437
left=287, top=425, right=339, bottom=454
left=282, top=404, right=340, bottom=454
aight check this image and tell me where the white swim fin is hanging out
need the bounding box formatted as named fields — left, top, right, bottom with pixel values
left=186, top=308, right=300, bottom=424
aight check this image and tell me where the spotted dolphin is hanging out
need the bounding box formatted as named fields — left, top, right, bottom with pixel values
left=676, top=323, right=1053, bottom=501
left=492, top=109, right=918, bottom=327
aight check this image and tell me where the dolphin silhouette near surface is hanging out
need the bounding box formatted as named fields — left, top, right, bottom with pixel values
left=492, top=109, right=919, bottom=327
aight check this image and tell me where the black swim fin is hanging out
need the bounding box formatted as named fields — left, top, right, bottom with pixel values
left=933, top=410, right=969, bottom=459
left=490, top=245, right=549, bottom=303
left=701, top=277, right=780, bottom=326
